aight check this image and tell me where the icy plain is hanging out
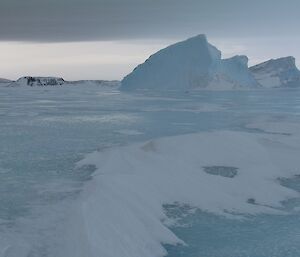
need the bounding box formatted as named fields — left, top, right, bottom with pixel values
left=1, top=85, right=300, bottom=257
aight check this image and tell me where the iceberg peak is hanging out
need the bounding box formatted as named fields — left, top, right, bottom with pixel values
left=229, top=55, right=249, bottom=66
left=121, top=35, right=258, bottom=91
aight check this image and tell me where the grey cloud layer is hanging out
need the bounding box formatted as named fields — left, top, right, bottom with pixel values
left=0, top=0, right=299, bottom=42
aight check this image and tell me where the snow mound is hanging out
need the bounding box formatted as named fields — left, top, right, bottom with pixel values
left=250, top=57, right=300, bottom=88
left=73, top=130, right=299, bottom=257
left=121, top=35, right=258, bottom=91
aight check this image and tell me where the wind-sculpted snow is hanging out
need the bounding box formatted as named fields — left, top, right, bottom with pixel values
left=250, top=57, right=300, bottom=88
left=75, top=130, right=300, bottom=257
left=121, top=35, right=259, bottom=91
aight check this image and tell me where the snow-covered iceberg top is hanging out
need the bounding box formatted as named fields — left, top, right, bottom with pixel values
left=250, top=56, right=300, bottom=88
left=121, top=35, right=259, bottom=91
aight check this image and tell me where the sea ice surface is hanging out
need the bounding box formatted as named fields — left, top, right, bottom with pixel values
left=0, top=86, right=300, bottom=257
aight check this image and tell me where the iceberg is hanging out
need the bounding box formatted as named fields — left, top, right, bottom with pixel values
left=121, top=35, right=259, bottom=91
left=250, top=56, right=300, bottom=88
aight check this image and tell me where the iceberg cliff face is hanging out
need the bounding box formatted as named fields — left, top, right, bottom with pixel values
left=209, top=55, right=259, bottom=89
left=121, top=35, right=258, bottom=91
left=250, top=57, right=300, bottom=88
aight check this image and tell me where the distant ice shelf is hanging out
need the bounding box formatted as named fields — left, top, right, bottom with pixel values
left=6, top=76, right=120, bottom=87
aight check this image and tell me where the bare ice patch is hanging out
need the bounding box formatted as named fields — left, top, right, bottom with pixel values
left=116, top=129, right=144, bottom=136
left=203, top=166, right=238, bottom=178
left=141, top=141, right=157, bottom=152
left=42, top=114, right=139, bottom=124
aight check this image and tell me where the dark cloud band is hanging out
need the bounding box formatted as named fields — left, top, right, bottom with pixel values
left=0, top=0, right=299, bottom=42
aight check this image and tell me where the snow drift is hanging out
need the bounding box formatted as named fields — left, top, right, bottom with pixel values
left=250, top=56, right=300, bottom=88
left=72, top=128, right=300, bottom=257
left=121, top=35, right=259, bottom=91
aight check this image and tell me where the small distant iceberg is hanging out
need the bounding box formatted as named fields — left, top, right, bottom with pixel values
left=121, top=35, right=300, bottom=91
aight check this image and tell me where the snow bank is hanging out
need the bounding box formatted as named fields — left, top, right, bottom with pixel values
left=121, top=35, right=258, bottom=91
left=73, top=130, right=300, bottom=257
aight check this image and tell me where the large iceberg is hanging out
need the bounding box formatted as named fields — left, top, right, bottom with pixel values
left=121, top=35, right=258, bottom=91
left=250, top=56, right=300, bottom=88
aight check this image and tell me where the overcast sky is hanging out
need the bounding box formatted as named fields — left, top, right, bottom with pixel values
left=0, top=0, right=299, bottom=80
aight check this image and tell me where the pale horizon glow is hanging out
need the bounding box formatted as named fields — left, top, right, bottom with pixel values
left=0, top=36, right=300, bottom=81
left=1, top=0, right=300, bottom=80
left=0, top=40, right=170, bottom=80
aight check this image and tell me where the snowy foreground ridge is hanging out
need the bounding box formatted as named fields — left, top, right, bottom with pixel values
left=74, top=126, right=300, bottom=257
left=121, top=34, right=300, bottom=90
